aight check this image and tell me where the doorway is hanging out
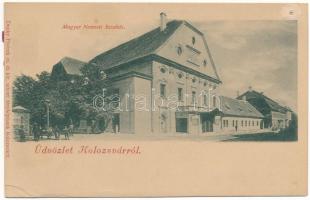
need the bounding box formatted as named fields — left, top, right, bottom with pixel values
left=112, top=113, right=120, bottom=133
left=201, top=114, right=214, bottom=132
left=176, top=118, right=188, bottom=133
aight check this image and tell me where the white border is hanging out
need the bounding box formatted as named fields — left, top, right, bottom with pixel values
left=0, top=1, right=308, bottom=200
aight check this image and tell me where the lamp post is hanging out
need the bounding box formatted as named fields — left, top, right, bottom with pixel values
left=45, top=99, right=50, bottom=129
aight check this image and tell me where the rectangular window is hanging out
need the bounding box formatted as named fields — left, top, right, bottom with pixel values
left=241, top=120, right=243, bottom=127
left=252, top=121, right=254, bottom=126
left=232, top=120, right=235, bottom=127
left=160, top=83, right=166, bottom=98
left=257, top=121, right=259, bottom=126
left=245, top=121, right=247, bottom=127
left=213, top=96, right=217, bottom=107
left=192, top=91, right=196, bottom=104
left=178, top=88, right=183, bottom=101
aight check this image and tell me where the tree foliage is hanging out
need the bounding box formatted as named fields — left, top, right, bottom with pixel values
left=13, top=65, right=109, bottom=131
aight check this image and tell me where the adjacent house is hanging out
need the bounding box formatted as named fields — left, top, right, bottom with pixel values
left=13, top=106, right=30, bottom=135
left=237, top=89, right=293, bottom=130
left=214, top=96, right=264, bottom=132
left=51, top=56, right=86, bottom=81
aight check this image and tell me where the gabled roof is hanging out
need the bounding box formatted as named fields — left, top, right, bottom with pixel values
left=58, top=57, right=86, bottom=75
left=219, top=96, right=264, bottom=118
left=237, top=90, right=289, bottom=113
left=89, top=20, right=183, bottom=70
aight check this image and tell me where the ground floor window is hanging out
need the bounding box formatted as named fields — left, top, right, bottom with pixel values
left=223, top=119, right=229, bottom=128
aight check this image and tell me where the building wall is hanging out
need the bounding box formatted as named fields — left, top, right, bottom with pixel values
left=271, top=111, right=287, bottom=129
left=156, top=22, right=219, bottom=80
left=106, top=77, right=135, bottom=134
left=133, top=76, right=152, bottom=134
left=151, top=60, right=219, bottom=134
left=220, top=116, right=263, bottom=132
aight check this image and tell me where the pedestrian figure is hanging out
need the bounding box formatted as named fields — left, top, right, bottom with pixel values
left=54, top=126, right=60, bottom=140
left=18, top=125, right=26, bottom=142
left=235, top=125, right=238, bottom=131
left=69, top=123, right=74, bottom=136
left=33, top=123, right=40, bottom=141
left=91, top=120, right=96, bottom=134
left=39, top=126, right=43, bottom=140
left=63, top=126, right=70, bottom=140
left=47, top=127, right=53, bottom=139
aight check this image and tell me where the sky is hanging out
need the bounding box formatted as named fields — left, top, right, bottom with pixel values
left=197, top=21, right=297, bottom=111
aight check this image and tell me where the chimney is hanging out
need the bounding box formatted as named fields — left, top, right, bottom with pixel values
left=248, top=86, right=253, bottom=92
left=160, top=12, right=167, bottom=31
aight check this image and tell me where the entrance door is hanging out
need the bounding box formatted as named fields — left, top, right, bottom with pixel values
left=176, top=118, right=188, bottom=133
left=112, top=113, right=120, bottom=133
left=201, top=115, right=213, bottom=132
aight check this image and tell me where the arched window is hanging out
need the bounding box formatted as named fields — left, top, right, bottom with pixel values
left=192, top=36, right=196, bottom=45
left=203, top=59, right=207, bottom=66
left=177, top=46, right=182, bottom=55
left=203, top=94, right=208, bottom=106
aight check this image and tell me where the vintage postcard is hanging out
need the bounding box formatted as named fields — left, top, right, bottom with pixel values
left=4, top=3, right=308, bottom=197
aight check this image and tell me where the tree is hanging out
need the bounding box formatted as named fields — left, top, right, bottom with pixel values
left=13, top=64, right=111, bottom=133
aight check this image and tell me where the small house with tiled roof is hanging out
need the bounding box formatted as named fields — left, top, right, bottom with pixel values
left=214, top=96, right=264, bottom=132
left=237, top=89, right=292, bottom=130
left=51, top=57, right=86, bottom=81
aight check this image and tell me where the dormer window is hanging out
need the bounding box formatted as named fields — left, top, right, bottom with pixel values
left=192, top=36, right=196, bottom=45
left=192, top=77, right=196, bottom=83
left=178, top=73, right=183, bottom=79
left=177, top=46, right=182, bottom=55
left=160, top=67, right=166, bottom=73
left=203, top=59, right=207, bottom=66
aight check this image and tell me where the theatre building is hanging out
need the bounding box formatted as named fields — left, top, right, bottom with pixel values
left=89, top=13, right=223, bottom=134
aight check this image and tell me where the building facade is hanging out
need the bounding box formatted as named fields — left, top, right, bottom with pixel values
left=237, top=89, right=293, bottom=130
